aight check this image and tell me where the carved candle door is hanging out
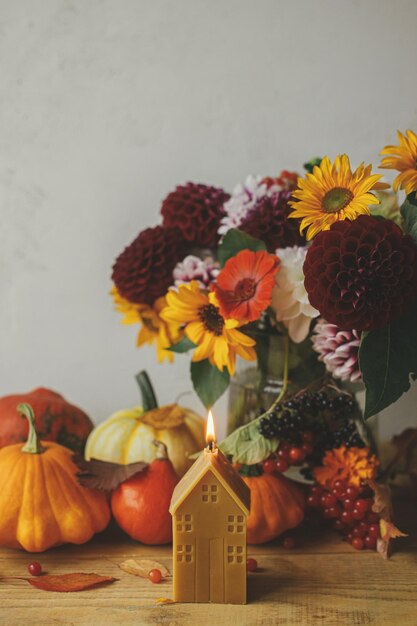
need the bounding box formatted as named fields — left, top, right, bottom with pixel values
left=209, top=538, right=224, bottom=603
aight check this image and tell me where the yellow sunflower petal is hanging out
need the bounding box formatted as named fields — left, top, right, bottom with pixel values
left=288, top=154, right=382, bottom=239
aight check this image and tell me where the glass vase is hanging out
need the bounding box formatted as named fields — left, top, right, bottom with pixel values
left=227, top=330, right=325, bottom=434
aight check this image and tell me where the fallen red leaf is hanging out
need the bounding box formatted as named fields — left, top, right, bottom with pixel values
left=27, top=573, right=116, bottom=592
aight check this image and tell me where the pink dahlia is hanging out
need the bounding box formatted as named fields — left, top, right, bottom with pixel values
left=311, top=320, right=362, bottom=383
left=219, top=174, right=305, bottom=251
left=172, top=255, right=220, bottom=289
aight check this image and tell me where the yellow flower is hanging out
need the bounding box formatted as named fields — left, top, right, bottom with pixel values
left=380, top=129, right=417, bottom=194
left=288, top=155, right=388, bottom=240
left=111, top=287, right=182, bottom=363
left=160, top=281, right=256, bottom=375
left=314, top=445, right=378, bottom=489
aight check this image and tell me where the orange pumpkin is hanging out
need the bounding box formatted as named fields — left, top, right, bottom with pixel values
left=242, top=472, right=305, bottom=544
left=111, top=441, right=178, bottom=545
left=0, top=388, right=93, bottom=453
left=0, top=404, right=110, bottom=552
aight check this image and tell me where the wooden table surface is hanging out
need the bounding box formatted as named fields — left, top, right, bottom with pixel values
left=1, top=502, right=416, bottom=626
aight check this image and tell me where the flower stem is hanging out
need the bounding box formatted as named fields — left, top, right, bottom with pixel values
left=267, top=331, right=290, bottom=413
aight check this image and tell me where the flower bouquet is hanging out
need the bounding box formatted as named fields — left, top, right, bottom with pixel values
left=111, top=129, right=417, bottom=554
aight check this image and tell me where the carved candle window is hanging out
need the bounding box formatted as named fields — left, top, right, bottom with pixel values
left=176, top=513, right=193, bottom=532
left=202, top=484, right=218, bottom=503
left=177, top=544, right=193, bottom=563
left=227, top=545, right=244, bottom=564
left=227, top=514, right=244, bottom=533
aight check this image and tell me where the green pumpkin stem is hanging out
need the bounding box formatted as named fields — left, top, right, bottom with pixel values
left=153, top=439, right=168, bottom=460
left=135, top=370, right=158, bottom=411
left=18, top=403, right=45, bottom=454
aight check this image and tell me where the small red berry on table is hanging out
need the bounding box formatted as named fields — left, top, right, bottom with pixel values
left=148, top=569, right=162, bottom=584
left=246, top=558, right=258, bottom=572
left=28, top=562, right=42, bottom=576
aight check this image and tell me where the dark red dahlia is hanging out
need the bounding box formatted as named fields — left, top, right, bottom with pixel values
left=303, top=215, right=417, bottom=331
left=112, top=226, right=187, bottom=305
left=239, top=190, right=306, bottom=252
left=161, top=182, right=229, bottom=247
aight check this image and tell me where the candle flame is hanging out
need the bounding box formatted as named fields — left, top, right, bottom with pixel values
left=206, top=410, right=216, bottom=445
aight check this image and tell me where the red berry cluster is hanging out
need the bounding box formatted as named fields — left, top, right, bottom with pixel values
left=307, top=479, right=380, bottom=550
left=262, top=431, right=314, bottom=474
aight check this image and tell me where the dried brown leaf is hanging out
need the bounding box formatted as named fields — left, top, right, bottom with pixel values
left=27, top=573, right=116, bottom=592
left=380, top=519, right=408, bottom=542
left=156, top=597, right=175, bottom=604
left=368, top=479, right=393, bottom=519
left=118, top=558, right=169, bottom=579
left=74, top=455, right=148, bottom=490
left=367, top=480, right=408, bottom=559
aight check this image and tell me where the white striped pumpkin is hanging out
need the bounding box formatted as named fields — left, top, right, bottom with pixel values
left=85, top=404, right=204, bottom=477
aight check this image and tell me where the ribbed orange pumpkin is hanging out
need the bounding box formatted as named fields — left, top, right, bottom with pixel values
left=0, top=404, right=110, bottom=552
left=242, top=472, right=305, bottom=544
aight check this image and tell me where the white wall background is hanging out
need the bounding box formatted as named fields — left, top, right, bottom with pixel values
left=1, top=0, right=417, bottom=439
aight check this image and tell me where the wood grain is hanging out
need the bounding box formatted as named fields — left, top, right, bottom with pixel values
left=0, top=503, right=416, bottom=626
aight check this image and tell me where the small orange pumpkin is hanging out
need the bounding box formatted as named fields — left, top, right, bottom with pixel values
left=111, top=441, right=178, bottom=545
left=241, top=471, right=305, bottom=544
left=0, top=404, right=110, bottom=552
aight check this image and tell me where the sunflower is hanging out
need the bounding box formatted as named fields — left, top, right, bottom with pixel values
left=313, top=445, right=378, bottom=489
left=212, top=249, right=279, bottom=322
left=111, top=287, right=182, bottom=363
left=380, top=129, right=417, bottom=194
left=160, top=281, right=256, bottom=375
left=288, top=155, right=388, bottom=240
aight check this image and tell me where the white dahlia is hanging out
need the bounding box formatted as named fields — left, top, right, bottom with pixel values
left=271, top=245, right=319, bottom=343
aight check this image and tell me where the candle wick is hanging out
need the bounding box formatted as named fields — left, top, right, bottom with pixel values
left=208, top=440, right=215, bottom=452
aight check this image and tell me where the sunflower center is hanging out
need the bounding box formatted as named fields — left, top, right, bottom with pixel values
left=199, top=304, right=225, bottom=335
left=322, top=187, right=354, bottom=213
left=235, top=278, right=257, bottom=301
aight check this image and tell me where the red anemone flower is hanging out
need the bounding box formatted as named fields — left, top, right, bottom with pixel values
left=212, top=249, right=279, bottom=322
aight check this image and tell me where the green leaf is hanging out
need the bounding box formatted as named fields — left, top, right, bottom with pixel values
left=218, top=229, right=266, bottom=267
left=168, top=336, right=196, bottom=353
left=303, top=157, right=322, bottom=173
left=190, top=360, right=230, bottom=408
left=135, top=371, right=158, bottom=411
left=219, top=418, right=279, bottom=465
left=400, top=192, right=417, bottom=245
left=359, top=297, right=417, bottom=418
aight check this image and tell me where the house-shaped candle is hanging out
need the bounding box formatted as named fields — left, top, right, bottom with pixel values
left=169, top=411, right=250, bottom=604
